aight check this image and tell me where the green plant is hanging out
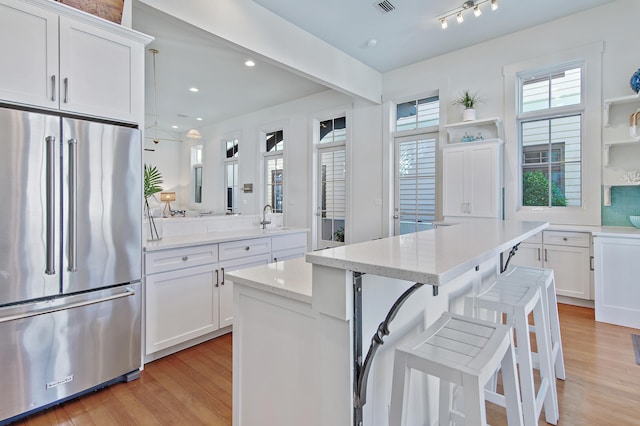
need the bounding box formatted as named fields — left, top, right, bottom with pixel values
left=144, top=164, right=163, bottom=200
left=334, top=227, right=344, bottom=243
left=453, top=90, right=483, bottom=109
left=522, top=170, right=567, bottom=207
left=143, top=164, right=164, bottom=240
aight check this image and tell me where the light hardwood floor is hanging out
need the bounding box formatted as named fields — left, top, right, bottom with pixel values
left=12, top=304, right=640, bottom=425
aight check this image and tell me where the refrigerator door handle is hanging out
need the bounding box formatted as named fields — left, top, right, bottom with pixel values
left=45, top=136, right=56, bottom=275
left=68, top=138, right=78, bottom=272
left=0, top=288, right=136, bottom=324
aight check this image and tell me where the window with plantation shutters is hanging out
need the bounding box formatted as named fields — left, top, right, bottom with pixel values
left=224, top=138, right=239, bottom=213
left=395, top=134, right=436, bottom=235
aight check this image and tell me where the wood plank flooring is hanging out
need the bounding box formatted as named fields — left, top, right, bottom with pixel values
left=12, top=305, right=640, bottom=425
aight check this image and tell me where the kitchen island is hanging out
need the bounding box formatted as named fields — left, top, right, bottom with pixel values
left=229, top=219, right=548, bottom=426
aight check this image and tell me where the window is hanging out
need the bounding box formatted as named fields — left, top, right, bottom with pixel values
left=396, top=96, right=439, bottom=131
left=518, top=64, right=583, bottom=207
left=224, top=138, right=239, bottom=213
left=191, top=145, right=203, bottom=204
left=395, top=134, right=436, bottom=234
left=316, top=115, right=347, bottom=248
left=264, top=129, right=284, bottom=213
left=319, top=116, right=346, bottom=144
left=393, top=95, right=439, bottom=235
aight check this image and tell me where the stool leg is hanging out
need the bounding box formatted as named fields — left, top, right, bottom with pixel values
left=438, top=380, right=452, bottom=426
left=462, top=374, right=487, bottom=426
left=513, top=309, right=537, bottom=426
left=389, top=350, right=410, bottom=426
left=500, top=333, right=524, bottom=426
left=533, top=298, right=559, bottom=425
left=546, top=279, right=566, bottom=380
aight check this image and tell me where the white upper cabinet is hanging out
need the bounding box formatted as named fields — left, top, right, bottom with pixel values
left=442, top=140, right=503, bottom=218
left=58, top=16, right=143, bottom=122
left=0, top=0, right=58, bottom=109
left=0, top=0, right=151, bottom=124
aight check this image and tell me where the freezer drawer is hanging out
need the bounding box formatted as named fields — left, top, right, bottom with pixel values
left=0, top=283, right=141, bottom=422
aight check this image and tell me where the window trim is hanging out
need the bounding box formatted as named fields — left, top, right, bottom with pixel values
left=502, top=42, right=602, bottom=226
left=222, top=135, right=240, bottom=214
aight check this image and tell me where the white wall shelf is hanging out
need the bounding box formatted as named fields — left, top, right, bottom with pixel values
left=603, top=93, right=640, bottom=126
left=603, top=137, right=640, bottom=166
left=443, top=117, right=503, bottom=144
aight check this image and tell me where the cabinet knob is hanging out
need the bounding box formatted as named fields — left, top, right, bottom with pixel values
left=245, top=246, right=250, bottom=251
left=563, top=237, right=568, bottom=241
left=182, top=256, right=189, bottom=261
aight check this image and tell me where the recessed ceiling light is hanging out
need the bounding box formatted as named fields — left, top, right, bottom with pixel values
left=367, top=39, right=377, bottom=48
left=189, top=87, right=199, bottom=92
left=245, top=60, right=255, bottom=67
left=196, top=117, right=203, bottom=121
left=171, top=125, right=178, bottom=129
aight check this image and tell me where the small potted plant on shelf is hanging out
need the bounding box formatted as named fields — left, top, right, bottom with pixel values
left=453, top=90, right=483, bottom=121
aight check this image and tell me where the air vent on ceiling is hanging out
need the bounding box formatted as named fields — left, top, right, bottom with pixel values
left=375, top=0, right=396, bottom=13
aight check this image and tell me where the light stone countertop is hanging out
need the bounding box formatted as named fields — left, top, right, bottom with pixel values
left=226, top=257, right=313, bottom=303
left=306, top=219, right=548, bottom=286
left=592, top=226, right=640, bottom=238
left=143, top=227, right=308, bottom=252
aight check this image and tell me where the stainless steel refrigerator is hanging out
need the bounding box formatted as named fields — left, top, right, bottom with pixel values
left=0, top=106, right=142, bottom=422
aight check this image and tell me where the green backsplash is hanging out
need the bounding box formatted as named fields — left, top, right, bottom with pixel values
left=602, top=186, right=640, bottom=226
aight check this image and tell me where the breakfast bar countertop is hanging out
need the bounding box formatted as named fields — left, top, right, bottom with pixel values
left=305, top=219, right=549, bottom=286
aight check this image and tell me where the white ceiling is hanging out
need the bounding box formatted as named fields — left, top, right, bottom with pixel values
left=252, top=0, right=614, bottom=72
left=132, top=0, right=614, bottom=141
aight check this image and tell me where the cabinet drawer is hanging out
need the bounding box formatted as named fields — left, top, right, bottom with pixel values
left=219, top=237, right=271, bottom=261
left=145, top=244, right=218, bottom=275
left=272, top=247, right=306, bottom=262
left=543, top=231, right=590, bottom=248
left=271, top=232, right=307, bottom=251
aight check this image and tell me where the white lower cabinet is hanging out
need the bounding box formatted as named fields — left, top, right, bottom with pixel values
left=144, top=231, right=307, bottom=359
left=220, top=253, right=271, bottom=328
left=145, top=263, right=219, bottom=355
left=509, top=230, right=593, bottom=300
left=271, top=232, right=307, bottom=262
left=594, top=235, right=640, bottom=328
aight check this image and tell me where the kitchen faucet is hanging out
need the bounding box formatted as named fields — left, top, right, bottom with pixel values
left=260, top=204, right=272, bottom=229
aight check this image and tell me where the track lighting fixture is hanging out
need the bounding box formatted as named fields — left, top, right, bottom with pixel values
left=437, top=0, right=499, bottom=29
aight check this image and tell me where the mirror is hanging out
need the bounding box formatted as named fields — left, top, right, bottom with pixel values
left=132, top=1, right=328, bottom=213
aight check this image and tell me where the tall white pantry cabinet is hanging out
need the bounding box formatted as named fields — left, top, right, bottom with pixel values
left=442, top=118, right=504, bottom=219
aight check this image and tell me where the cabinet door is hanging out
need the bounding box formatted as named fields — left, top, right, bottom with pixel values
left=219, top=253, right=271, bottom=328
left=145, top=264, right=219, bottom=354
left=508, top=242, right=543, bottom=269
left=0, top=0, right=58, bottom=108
left=59, top=16, right=142, bottom=123
left=442, top=146, right=467, bottom=216
left=544, top=245, right=591, bottom=299
left=468, top=143, right=500, bottom=218
left=594, top=237, right=640, bottom=328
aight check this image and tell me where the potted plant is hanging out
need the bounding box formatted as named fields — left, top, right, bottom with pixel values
left=144, top=164, right=164, bottom=240
left=453, top=90, right=483, bottom=121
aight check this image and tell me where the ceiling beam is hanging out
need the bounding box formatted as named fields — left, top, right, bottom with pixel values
left=137, top=0, right=382, bottom=104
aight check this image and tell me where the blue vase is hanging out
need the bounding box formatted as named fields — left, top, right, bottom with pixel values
left=631, top=68, right=640, bottom=94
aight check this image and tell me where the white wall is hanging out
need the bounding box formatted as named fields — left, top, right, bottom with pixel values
left=382, top=0, right=637, bottom=229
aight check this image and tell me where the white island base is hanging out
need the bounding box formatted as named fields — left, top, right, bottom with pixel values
left=229, top=220, right=548, bottom=426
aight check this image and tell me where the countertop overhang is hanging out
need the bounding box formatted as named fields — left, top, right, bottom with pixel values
left=306, top=219, right=548, bottom=286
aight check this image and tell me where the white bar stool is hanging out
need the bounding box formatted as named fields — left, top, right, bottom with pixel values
left=389, top=312, right=524, bottom=426
left=497, top=265, right=565, bottom=380
left=465, top=282, right=559, bottom=426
